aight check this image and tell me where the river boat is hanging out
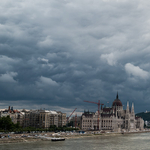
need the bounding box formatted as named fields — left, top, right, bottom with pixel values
left=51, top=137, right=65, bottom=141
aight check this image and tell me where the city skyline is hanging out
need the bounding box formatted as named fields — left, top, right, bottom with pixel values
left=1, top=0, right=150, bottom=115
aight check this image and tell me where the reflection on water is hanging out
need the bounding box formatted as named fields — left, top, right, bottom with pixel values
left=0, top=133, right=150, bottom=150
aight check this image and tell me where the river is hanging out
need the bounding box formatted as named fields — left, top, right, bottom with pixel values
left=0, top=132, right=150, bottom=150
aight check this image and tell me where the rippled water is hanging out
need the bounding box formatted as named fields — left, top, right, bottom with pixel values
left=1, top=132, right=150, bottom=150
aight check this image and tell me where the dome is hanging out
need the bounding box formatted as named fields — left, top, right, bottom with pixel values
left=112, top=93, right=122, bottom=107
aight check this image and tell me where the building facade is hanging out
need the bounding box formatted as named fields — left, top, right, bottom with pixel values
left=0, top=107, right=66, bottom=129
left=23, top=109, right=66, bottom=128
left=0, top=106, right=24, bottom=125
left=57, top=111, right=66, bottom=127
left=81, top=94, right=144, bottom=132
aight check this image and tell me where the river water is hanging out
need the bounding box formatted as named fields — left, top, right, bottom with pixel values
left=0, top=132, right=150, bottom=150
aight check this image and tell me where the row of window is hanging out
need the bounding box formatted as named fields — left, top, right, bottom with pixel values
left=82, top=125, right=113, bottom=128
left=83, top=120, right=112, bottom=123
left=83, top=120, right=92, bottom=122
left=102, top=126, right=112, bottom=128
left=83, top=125, right=91, bottom=127
left=102, top=120, right=112, bottom=122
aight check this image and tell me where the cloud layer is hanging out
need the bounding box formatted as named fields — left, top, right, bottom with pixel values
left=1, top=0, right=150, bottom=114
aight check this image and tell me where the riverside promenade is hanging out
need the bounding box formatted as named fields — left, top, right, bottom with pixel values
left=1, top=129, right=150, bottom=144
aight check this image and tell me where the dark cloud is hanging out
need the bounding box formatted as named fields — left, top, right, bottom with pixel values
left=0, top=0, right=150, bottom=114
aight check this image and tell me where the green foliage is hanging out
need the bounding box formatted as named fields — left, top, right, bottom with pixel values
left=50, top=125, right=57, bottom=128
left=0, top=116, right=15, bottom=131
left=0, top=116, right=23, bottom=132
left=136, top=112, right=150, bottom=121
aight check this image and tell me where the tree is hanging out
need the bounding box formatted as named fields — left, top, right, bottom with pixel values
left=0, top=116, right=14, bottom=131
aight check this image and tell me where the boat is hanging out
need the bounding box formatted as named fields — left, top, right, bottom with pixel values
left=51, top=137, right=65, bottom=141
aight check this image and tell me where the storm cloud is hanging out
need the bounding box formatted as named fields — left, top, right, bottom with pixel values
left=0, top=0, right=150, bottom=114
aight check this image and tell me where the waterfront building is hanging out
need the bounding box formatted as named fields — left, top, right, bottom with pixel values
left=57, top=111, right=66, bottom=127
left=23, top=109, right=66, bottom=128
left=81, top=93, right=144, bottom=132
left=0, top=107, right=66, bottom=128
left=0, top=106, right=24, bottom=125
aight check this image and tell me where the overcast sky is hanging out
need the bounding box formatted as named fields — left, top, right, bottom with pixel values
left=0, top=0, right=150, bottom=115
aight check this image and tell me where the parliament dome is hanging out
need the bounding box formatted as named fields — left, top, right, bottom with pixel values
left=112, top=93, right=123, bottom=107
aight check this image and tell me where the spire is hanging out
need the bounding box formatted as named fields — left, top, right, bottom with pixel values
left=116, top=92, right=118, bottom=99
left=131, top=102, right=134, bottom=115
left=126, top=101, right=129, bottom=113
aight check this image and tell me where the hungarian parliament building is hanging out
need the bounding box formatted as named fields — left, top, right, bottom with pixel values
left=81, top=94, right=144, bottom=132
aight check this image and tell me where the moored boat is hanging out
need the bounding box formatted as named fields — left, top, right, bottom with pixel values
left=51, top=137, right=65, bottom=141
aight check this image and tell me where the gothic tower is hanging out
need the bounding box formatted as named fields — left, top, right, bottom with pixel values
left=130, top=102, right=135, bottom=131
left=125, top=101, right=130, bottom=131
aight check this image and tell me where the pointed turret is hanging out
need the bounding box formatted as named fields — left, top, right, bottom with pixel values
left=116, top=92, right=118, bottom=99
left=126, top=101, right=129, bottom=113
left=125, top=101, right=130, bottom=131
left=131, top=102, right=134, bottom=115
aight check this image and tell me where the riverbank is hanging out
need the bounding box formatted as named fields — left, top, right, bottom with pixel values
left=1, top=130, right=150, bottom=144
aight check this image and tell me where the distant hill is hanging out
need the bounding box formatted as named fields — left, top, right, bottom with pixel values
left=136, top=112, right=150, bottom=121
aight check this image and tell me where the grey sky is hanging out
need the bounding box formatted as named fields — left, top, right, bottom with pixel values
left=0, top=0, right=150, bottom=115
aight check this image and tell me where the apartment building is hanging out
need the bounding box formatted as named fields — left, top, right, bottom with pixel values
left=57, top=111, right=66, bottom=127
left=22, top=109, right=66, bottom=128
left=0, top=106, right=24, bottom=125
